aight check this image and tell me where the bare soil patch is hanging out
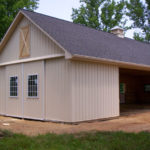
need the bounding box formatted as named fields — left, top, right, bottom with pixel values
left=1, top=110, right=150, bottom=136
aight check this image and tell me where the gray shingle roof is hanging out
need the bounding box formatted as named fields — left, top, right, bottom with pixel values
left=22, top=10, right=150, bottom=66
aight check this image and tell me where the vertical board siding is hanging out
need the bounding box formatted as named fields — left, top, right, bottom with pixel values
left=0, top=17, right=64, bottom=63
left=1, top=58, right=119, bottom=122
left=5, top=64, right=22, bottom=117
left=71, top=61, right=119, bottom=122
left=0, top=67, right=6, bottom=115
left=30, top=19, right=64, bottom=57
left=45, top=58, right=72, bottom=122
left=23, top=61, right=44, bottom=119
left=3, top=61, right=43, bottom=120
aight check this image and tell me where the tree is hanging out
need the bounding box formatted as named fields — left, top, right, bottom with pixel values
left=126, top=0, right=150, bottom=42
left=0, top=0, right=39, bottom=40
left=72, top=0, right=126, bottom=32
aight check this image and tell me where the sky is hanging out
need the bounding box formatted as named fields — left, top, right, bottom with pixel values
left=36, top=0, right=134, bottom=38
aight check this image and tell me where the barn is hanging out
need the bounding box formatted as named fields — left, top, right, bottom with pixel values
left=0, top=10, right=150, bottom=123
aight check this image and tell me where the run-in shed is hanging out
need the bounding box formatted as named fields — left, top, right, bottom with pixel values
left=0, top=10, right=150, bottom=123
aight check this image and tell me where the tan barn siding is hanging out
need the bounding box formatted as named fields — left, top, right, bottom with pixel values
left=30, top=18, right=64, bottom=57
left=0, top=17, right=64, bottom=63
left=5, top=64, right=22, bottom=117
left=23, top=61, right=44, bottom=119
left=3, top=61, right=44, bottom=119
left=45, top=58, right=72, bottom=122
left=71, top=61, right=119, bottom=122
left=0, top=67, right=6, bottom=115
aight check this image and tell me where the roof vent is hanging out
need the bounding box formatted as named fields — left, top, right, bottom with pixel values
left=111, top=26, right=124, bottom=38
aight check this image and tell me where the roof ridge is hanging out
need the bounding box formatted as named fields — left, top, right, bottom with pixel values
left=21, top=9, right=150, bottom=46
left=1, top=9, right=150, bottom=67
left=124, top=37, right=150, bottom=45
left=21, top=9, right=127, bottom=40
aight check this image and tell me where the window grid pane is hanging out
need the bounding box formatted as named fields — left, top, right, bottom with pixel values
left=28, top=75, right=38, bottom=97
left=10, top=76, right=18, bottom=97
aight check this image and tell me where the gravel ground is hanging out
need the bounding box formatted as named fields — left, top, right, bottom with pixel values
left=0, top=109, right=150, bottom=136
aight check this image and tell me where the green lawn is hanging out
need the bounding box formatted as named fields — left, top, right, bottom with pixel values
left=0, top=130, right=150, bottom=150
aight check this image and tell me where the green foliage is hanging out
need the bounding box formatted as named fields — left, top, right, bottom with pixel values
left=1, top=130, right=150, bottom=150
left=133, top=32, right=145, bottom=42
left=72, top=0, right=126, bottom=32
left=0, top=0, right=39, bottom=40
left=72, top=0, right=102, bottom=29
left=126, top=0, right=150, bottom=42
left=101, top=0, right=125, bottom=31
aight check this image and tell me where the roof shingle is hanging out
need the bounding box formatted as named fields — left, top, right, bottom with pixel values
left=22, top=9, right=150, bottom=66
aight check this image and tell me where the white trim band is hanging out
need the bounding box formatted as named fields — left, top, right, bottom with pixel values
left=0, top=54, right=64, bottom=67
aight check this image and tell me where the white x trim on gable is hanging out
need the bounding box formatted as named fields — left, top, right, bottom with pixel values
left=19, top=25, right=30, bottom=58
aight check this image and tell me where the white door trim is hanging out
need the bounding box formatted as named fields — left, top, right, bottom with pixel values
left=21, top=63, right=24, bottom=118
left=42, top=60, right=45, bottom=120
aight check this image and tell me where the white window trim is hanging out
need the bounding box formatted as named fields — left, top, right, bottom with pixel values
left=27, top=74, right=39, bottom=98
left=9, top=76, right=18, bottom=98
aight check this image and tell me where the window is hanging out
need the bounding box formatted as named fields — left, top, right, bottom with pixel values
left=10, top=76, right=18, bottom=97
left=28, top=75, right=38, bottom=97
left=144, top=84, right=150, bottom=92
left=120, top=83, right=125, bottom=94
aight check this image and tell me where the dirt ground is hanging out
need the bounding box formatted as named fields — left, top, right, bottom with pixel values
left=1, top=108, right=150, bottom=136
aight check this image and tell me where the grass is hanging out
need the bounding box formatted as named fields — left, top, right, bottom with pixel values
left=0, top=130, right=150, bottom=150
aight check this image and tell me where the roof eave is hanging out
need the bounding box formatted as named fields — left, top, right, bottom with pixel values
left=65, top=51, right=72, bottom=59
left=21, top=10, right=69, bottom=55
left=0, top=10, right=70, bottom=56
left=71, top=54, right=150, bottom=71
left=0, top=11, right=24, bottom=52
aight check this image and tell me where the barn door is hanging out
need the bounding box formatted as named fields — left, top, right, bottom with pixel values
left=5, top=64, right=22, bottom=117
left=22, top=61, right=44, bottom=120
